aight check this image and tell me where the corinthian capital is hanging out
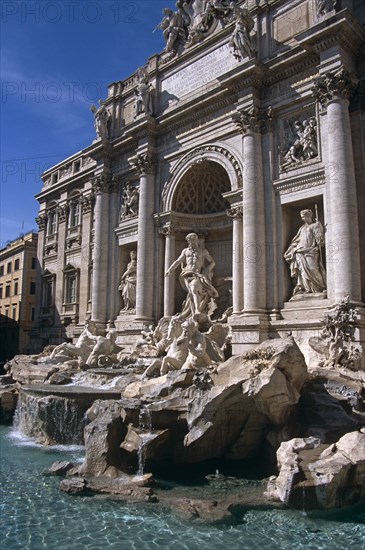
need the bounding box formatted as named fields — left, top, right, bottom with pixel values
left=312, top=68, right=357, bottom=108
left=93, top=174, right=111, bottom=194
left=232, top=105, right=272, bottom=134
left=131, top=153, right=157, bottom=176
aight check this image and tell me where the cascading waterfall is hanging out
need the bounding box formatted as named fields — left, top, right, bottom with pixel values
left=137, top=406, right=153, bottom=476
left=13, top=389, right=86, bottom=445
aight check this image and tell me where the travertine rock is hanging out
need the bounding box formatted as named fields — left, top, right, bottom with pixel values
left=266, top=431, right=365, bottom=509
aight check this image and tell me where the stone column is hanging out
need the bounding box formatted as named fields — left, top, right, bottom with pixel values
left=107, top=176, right=119, bottom=322
left=160, top=222, right=177, bottom=317
left=313, top=69, right=362, bottom=302
left=79, top=193, right=94, bottom=324
left=233, top=106, right=268, bottom=313
left=227, top=206, right=243, bottom=313
left=91, top=175, right=111, bottom=324
left=132, top=153, right=157, bottom=322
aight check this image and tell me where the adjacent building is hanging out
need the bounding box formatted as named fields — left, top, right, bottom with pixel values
left=0, top=232, right=38, bottom=361
left=34, top=0, right=364, bottom=361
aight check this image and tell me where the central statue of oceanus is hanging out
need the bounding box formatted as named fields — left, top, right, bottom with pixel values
left=165, top=232, right=218, bottom=318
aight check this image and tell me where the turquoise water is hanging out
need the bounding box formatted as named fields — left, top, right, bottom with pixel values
left=1, top=425, right=364, bottom=550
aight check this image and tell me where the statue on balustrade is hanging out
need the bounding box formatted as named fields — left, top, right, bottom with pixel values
left=91, top=99, right=110, bottom=140
left=229, top=5, right=255, bottom=61
left=284, top=209, right=326, bottom=299
left=165, top=232, right=218, bottom=318
left=119, top=250, right=137, bottom=312
left=134, top=67, right=153, bottom=117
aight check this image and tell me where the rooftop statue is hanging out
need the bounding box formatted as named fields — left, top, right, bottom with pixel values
left=229, top=5, right=255, bottom=61
left=90, top=99, right=110, bottom=140
left=154, top=7, right=188, bottom=53
left=284, top=209, right=326, bottom=299
left=165, top=232, right=218, bottom=318
left=134, top=68, right=154, bottom=117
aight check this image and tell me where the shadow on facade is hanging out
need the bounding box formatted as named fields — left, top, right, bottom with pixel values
left=0, top=314, right=19, bottom=368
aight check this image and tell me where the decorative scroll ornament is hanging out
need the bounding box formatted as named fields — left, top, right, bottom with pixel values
left=58, top=204, right=70, bottom=223
left=159, top=222, right=179, bottom=237
left=35, top=213, right=47, bottom=230
left=131, top=153, right=157, bottom=176
left=312, top=68, right=357, bottom=108
left=226, top=205, right=243, bottom=219
left=81, top=194, right=95, bottom=214
left=232, top=105, right=272, bottom=134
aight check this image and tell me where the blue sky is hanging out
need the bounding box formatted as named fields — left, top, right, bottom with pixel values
left=1, top=0, right=175, bottom=246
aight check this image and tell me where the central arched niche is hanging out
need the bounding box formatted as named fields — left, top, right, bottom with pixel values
left=172, top=161, right=230, bottom=214
left=170, top=160, right=232, bottom=318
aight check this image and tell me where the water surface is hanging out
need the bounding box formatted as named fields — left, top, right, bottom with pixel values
left=1, top=426, right=364, bottom=550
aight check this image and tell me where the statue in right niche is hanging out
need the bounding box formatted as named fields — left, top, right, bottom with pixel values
left=284, top=209, right=326, bottom=299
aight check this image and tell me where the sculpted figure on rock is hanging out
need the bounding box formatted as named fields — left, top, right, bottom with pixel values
left=165, top=232, right=218, bottom=318
left=284, top=209, right=326, bottom=299
left=50, top=319, right=98, bottom=363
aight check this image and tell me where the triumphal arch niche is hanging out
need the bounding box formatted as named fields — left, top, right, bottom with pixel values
left=35, top=0, right=364, bottom=363
left=159, top=146, right=241, bottom=320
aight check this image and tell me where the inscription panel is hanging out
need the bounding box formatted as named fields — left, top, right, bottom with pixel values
left=161, top=43, right=239, bottom=102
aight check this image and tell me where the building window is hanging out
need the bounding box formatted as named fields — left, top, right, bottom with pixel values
left=69, top=201, right=81, bottom=228
left=42, top=275, right=54, bottom=308
left=73, top=160, right=81, bottom=173
left=14, top=258, right=20, bottom=271
left=5, top=284, right=11, bottom=298
left=7, top=262, right=12, bottom=274
left=12, top=305, right=17, bottom=319
left=13, top=280, right=18, bottom=295
left=31, top=257, right=36, bottom=269
left=0, top=265, right=4, bottom=276
left=31, top=307, right=35, bottom=321
left=30, top=282, right=36, bottom=295
left=66, top=274, right=77, bottom=303
left=0, top=286, right=3, bottom=299
left=47, top=210, right=57, bottom=235
left=5, top=306, right=9, bottom=318
left=52, top=172, right=58, bottom=184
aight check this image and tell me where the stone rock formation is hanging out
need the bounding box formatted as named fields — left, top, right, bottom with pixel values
left=266, top=430, right=365, bottom=509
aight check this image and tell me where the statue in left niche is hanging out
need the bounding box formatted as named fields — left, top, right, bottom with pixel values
left=120, top=181, right=139, bottom=220
left=91, top=99, right=110, bottom=140
left=134, top=67, right=154, bottom=117
left=119, top=250, right=137, bottom=312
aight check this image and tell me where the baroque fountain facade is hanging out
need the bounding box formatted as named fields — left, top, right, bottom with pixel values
left=2, top=0, right=365, bottom=516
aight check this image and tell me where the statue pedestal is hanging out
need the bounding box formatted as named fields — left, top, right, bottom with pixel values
left=115, top=313, right=147, bottom=355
